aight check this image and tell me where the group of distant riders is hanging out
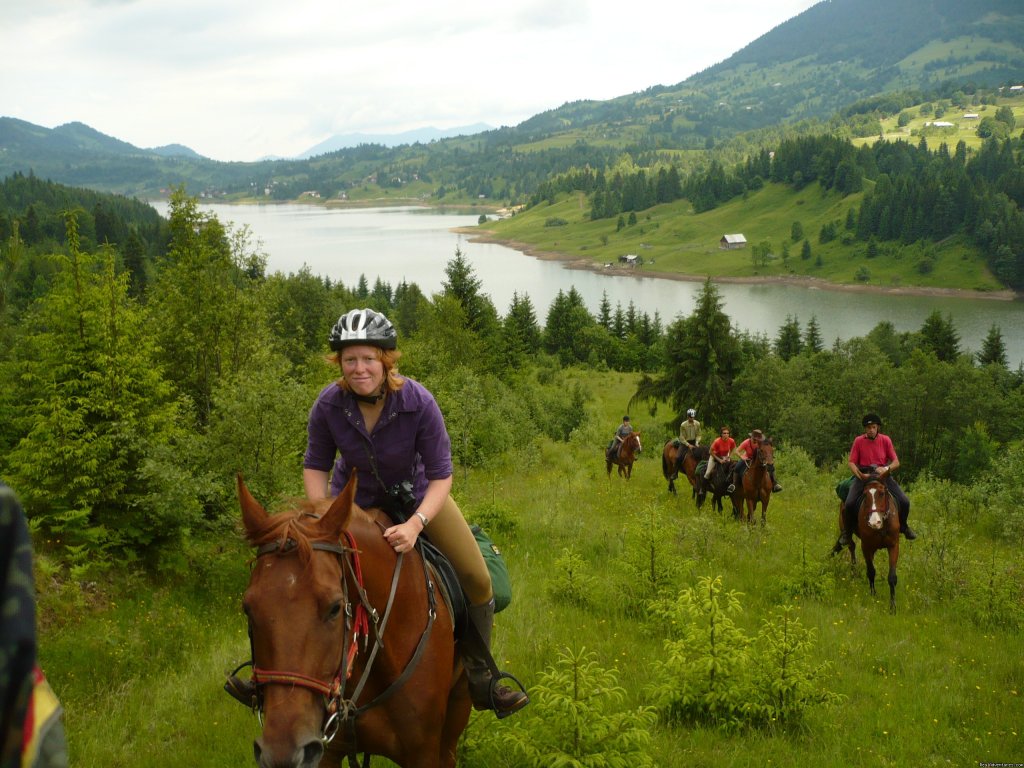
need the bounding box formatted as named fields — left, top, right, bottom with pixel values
left=612, top=409, right=918, bottom=545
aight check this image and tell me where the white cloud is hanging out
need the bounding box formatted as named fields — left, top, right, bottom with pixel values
left=2, top=0, right=821, bottom=161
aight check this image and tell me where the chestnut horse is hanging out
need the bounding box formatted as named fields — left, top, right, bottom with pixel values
left=606, top=431, right=642, bottom=480
left=736, top=437, right=775, bottom=525
left=838, top=477, right=901, bottom=613
left=236, top=475, right=470, bottom=768
left=662, top=441, right=707, bottom=498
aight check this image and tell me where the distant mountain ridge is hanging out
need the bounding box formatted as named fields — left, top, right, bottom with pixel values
left=1, top=0, right=1021, bottom=197
left=296, top=123, right=493, bottom=158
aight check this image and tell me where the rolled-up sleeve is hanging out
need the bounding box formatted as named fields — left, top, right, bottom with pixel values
left=416, top=393, right=453, bottom=480
left=304, top=385, right=339, bottom=471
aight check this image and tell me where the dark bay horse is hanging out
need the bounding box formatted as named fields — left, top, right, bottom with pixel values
left=737, top=437, right=775, bottom=525
left=837, top=477, right=901, bottom=613
left=236, top=475, right=470, bottom=768
left=606, top=431, right=642, bottom=479
left=696, top=458, right=739, bottom=513
left=661, top=441, right=708, bottom=498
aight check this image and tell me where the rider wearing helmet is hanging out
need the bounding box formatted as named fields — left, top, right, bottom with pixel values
left=608, top=415, right=633, bottom=459
left=837, top=413, right=916, bottom=547
left=304, top=308, right=529, bottom=718
left=679, top=409, right=701, bottom=448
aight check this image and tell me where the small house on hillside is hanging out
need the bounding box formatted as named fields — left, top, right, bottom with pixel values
left=720, top=234, right=747, bottom=249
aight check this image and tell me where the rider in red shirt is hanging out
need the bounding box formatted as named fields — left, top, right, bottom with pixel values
left=703, top=426, right=737, bottom=484
left=838, top=413, right=916, bottom=547
left=729, top=429, right=782, bottom=493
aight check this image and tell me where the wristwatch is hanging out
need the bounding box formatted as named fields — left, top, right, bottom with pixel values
left=415, top=511, right=429, bottom=528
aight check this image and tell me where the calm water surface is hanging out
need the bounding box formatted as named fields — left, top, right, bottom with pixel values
left=150, top=202, right=1024, bottom=368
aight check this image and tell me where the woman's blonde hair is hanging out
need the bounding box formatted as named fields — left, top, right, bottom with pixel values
left=330, top=347, right=405, bottom=393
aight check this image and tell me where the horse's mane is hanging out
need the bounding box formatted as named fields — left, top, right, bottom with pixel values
left=245, top=497, right=375, bottom=562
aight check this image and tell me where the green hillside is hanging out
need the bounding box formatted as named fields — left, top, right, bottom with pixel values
left=479, top=181, right=1002, bottom=294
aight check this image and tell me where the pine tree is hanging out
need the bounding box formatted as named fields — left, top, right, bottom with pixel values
left=803, top=315, right=824, bottom=354
left=501, top=292, right=542, bottom=368
left=5, top=213, right=194, bottom=559
left=774, top=315, right=803, bottom=361
left=633, top=278, right=740, bottom=425
left=919, top=310, right=961, bottom=362
left=148, top=189, right=268, bottom=423
left=977, top=323, right=1008, bottom=368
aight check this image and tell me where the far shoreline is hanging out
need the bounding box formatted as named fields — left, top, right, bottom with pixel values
left=456, top=228, right=1023, bottom=303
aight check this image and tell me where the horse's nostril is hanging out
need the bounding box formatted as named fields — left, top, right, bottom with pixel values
left=252, top=741, right=262, bottom=765
left=301, top=740, right=324, bottom=766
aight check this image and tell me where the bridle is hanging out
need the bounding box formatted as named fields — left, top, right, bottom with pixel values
left=242, top=526, right=438, bottom=749
left=863, top=480, right=896, bottom=530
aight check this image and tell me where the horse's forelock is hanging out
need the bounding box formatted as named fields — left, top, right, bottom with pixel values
left=245, top=498, right=352, bottom=561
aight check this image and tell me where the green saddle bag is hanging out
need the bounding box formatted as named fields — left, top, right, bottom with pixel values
left=471, top=524, right=512, bottom=613
left=835, top=475, right=855, bottom=501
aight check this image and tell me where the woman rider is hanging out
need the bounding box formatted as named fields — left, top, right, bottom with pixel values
left=302, top=308, right=529, bottom=718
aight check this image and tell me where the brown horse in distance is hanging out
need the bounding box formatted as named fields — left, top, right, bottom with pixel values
left=662, top=440, right=707, bottom=498
left=838, top=476, right=901, bottom=613
left=236, top=475, right=471, bottom=768
left=607, top=431, right=642, bottom=480
left=736, top=437, right=775, bottom=525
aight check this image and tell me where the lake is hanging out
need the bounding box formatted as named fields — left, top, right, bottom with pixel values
left=149, top=202, right=1024, bottom=368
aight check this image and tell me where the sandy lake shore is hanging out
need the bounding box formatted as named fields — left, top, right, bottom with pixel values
left=456, top=229, right=1023, bottom=302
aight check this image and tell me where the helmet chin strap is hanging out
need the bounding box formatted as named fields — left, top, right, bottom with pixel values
left=352, top=387, right=386, bottom=404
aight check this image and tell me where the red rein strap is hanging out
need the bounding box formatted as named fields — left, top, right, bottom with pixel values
left=343, top=530, right=370, bottom=680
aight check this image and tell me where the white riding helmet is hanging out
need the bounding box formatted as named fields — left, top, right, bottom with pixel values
left=687, top=409, right=696, bottom=417
left=329, top=308, right=397, bottom=350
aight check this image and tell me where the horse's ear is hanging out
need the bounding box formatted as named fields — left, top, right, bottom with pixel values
left=319, top=473, right=356, bottom=539
left=237, top=473, right=268, bottom=535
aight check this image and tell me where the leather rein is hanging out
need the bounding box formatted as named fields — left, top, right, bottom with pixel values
left=244, top=527, right=439, bottom=747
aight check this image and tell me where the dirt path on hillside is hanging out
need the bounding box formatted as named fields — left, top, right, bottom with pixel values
left=456, top=229, right=1022, bottom=302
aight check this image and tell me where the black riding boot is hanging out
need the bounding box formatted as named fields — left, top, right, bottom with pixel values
left=465, top=599, right=529, bottom=719
left=899, top=507, right=917, bottom=540
left=835, top=508, right=856, bottom=550
left=769, top=466, right=782, bottom=493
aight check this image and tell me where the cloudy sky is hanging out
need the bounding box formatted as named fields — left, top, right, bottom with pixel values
left=4, top=0, right=820, bottom=162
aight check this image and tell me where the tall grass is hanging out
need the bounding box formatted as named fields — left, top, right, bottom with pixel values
left=39, top=371, right=1021, bottom=766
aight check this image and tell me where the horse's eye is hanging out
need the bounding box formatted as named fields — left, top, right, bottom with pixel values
left=327, top=601, right=343, bottom=621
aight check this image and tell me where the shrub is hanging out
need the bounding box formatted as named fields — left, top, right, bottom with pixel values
left=747, top=605, right=843, bottom=728
left=547, top=547, right=597, bottom=607
left=648, top=575, right=751, bottom=728
left=499, top=647, right=657, bottom=768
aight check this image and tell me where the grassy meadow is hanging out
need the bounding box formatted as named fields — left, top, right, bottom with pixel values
left=37, top=370, right=1021, bottom=767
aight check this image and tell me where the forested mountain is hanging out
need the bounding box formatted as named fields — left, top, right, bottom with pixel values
left=1, top=0, right=1021, bottom=200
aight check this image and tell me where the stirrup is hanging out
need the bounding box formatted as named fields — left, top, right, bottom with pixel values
left=224, top=674, right=258, bottom=708
left=488, top=672, right=530, bottom=719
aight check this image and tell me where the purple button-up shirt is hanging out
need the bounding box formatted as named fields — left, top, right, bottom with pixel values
left=303, top=377, right=453, bottom=509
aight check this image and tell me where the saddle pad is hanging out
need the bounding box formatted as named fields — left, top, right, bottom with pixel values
left=417, top=537, right=468, bottom=637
